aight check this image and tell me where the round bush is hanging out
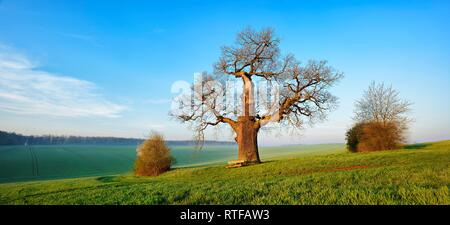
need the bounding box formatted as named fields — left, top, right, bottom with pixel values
left=134, top=132, right=172, bottom=176
left=346, top=121, right=405, bottom=152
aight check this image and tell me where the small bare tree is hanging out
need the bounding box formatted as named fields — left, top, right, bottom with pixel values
left=347, top=82, right=412, bottom=151
left=172, top=27, right=343, bottom=164
left=354, top=82, right=412, bottom=129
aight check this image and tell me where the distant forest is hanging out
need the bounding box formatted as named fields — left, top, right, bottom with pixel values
left=0, top=130, right=235, bottom=146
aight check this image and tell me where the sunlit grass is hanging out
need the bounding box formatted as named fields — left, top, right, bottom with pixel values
left=0, top=144, right=344, bottom=183
left=0, top=141, right=449, bottom=204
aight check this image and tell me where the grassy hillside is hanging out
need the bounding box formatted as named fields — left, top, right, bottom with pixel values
left=0, top=144, right=343, bottom=183
left=0, top=141, right=449, bottom=204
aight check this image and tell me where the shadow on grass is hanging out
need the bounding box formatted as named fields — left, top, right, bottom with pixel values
left=96, top=176, right=118, bottom=183
left=260, top=160, right=276, bottom=164
left=404, top=143, right=431, bottom=150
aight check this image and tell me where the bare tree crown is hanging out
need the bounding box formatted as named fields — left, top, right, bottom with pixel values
left=172, top=27, right=343, bottom=144
left=354, top=82, right=412, bottom=126
left=215, top=27, right=282, bottom=78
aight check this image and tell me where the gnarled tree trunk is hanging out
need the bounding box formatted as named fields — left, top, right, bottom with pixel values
left=235, top=116, right=260, bottom=164
left=233, top=74, right=260, bottom=164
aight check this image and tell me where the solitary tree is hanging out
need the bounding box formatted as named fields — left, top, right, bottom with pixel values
left=346, top=82, right=412, bottom=151
left=172, top=28, right=343, bottom=164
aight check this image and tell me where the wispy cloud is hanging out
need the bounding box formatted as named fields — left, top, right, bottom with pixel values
left=0, top=44, right=34, bottom=69
left=0, top=45, right=125, bottom=118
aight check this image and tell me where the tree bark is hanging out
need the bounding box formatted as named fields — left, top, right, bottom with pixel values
left=233, top=75, right=260, bottom=164
left=235, top=116, right=260, bottom=164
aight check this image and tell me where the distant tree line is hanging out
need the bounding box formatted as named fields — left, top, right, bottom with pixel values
left=0, top=130, right=235, bottom=146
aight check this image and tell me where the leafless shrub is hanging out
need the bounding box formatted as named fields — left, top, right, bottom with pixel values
left=134, top=132, right=172, bottom=176
left=349, top=121, right=404, bottom=152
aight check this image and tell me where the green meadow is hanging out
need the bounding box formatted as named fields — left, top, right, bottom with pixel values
left=0, top=143, right=343, bottom=183
left=0, top=141, right=449, bottom=205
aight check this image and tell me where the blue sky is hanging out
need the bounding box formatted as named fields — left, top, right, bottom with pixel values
left=0, top=0, right=449, bottom=145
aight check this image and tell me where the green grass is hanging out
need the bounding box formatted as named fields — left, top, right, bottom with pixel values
left=0, top=141, right=449, bottom=205
left=0, top=144, right=343, bottom=183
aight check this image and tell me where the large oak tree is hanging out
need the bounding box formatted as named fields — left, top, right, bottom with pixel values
left=173, top=28, right=343, bottom=164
